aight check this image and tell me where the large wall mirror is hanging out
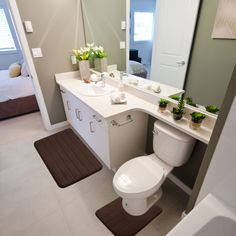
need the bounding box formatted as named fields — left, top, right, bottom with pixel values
left=81, top=0, right=236, bottom=112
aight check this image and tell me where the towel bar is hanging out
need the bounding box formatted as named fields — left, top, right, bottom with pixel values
left=111, top=115, right=133, bottom=127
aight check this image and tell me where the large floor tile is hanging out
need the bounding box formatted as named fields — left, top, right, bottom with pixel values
left=15, top=209, right=72, bottom=236
left=62, top=195, right=113, bottom=236
left=0, top=184, right=60, bottom=236
left=0, top=112, right=44, bottom=145
left=0, top=135, right=43, bottom=172
left=153, top=195, right=188, bottom=235
left=137, top=224, right=162, bottom=236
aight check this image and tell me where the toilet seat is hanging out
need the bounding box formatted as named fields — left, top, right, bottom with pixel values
left=113, top=156, right=165, bottom=199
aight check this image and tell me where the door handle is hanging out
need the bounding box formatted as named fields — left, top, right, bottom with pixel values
left=176, top=61, right=185, bottom=66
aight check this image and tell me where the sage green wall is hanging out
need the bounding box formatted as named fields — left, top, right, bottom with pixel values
left=81, top=0, right=126, bottom=71
left=16, top=0, right=85, bottom=125
left=185, top=0, right=236, bottom=107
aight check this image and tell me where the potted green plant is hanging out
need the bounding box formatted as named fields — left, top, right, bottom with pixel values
left=205, top=105, right=220, bottom=114
left=92, top=45, right=108, bottom=73
left=186, top=97, right=197, bottom=107
left=169, top=95, right=180, bottom=101
left=158, top=98, right=169, bottom=113
left=190, top=112, right=206, bottom=130
left=172, top=99, right=185, bottom=120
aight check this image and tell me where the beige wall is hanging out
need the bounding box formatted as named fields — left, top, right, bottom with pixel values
left=16, top=0, right=85, bottom=124
left=185, top=0, right=236, bottom=107
left=81, top=0, right=126, bottom=71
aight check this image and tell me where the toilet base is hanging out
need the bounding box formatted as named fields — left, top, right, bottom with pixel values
left=122, top=188, right=163, bottom=216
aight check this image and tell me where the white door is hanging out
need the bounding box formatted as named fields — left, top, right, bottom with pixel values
left=150, top=0, right=200, bottom=89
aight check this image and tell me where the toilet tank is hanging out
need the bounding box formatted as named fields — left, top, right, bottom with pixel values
left=153, top=120, right=196, bottom=167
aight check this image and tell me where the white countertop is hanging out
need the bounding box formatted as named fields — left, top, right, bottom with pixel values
left=55, top=72, right=213, bottom=144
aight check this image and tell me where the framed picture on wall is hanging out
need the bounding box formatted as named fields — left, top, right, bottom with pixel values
left=212, top=0, right=236, bottom=39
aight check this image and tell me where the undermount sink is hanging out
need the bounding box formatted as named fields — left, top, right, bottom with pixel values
left=76, top=83, right=115, bottom=96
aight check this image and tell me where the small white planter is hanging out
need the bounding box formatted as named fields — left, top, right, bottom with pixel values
left=94, top=58, right=108, bottom=72
left=78, top=60, right=91, bottom=81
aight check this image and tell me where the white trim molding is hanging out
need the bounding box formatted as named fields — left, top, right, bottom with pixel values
left=7, top=0, right=52, bottom=130
left=126, top=0, right=130, bottom=72
left=168, top=173, right=192, bottom=196
left=49, top=121, right=69, bottom=130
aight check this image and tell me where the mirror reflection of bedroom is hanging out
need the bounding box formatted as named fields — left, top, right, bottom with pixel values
left=0, top=0, right=39, bottom=121
left=128, top=0, right=156, bottom=79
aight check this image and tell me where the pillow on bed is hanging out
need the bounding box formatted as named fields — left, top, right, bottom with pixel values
left=21, top=62, right=29, bottom=77
left=8, top=63, right=21, bottom=78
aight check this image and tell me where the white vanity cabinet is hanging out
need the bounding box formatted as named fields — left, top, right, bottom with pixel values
left=72, top=97, right=110, bottom=167
left=60, top=86, right=110, bottom=167
left=59, top=86, right=149, bottom=170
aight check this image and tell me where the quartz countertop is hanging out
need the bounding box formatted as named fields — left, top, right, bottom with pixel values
left=55, top=71, right=214, bottom=144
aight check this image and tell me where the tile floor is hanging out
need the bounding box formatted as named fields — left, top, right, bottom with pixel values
left=0, top=112, right=189, bottom=236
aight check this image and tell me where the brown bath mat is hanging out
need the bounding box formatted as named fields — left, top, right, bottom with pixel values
left=96, top=198, right=162, bottom=236
left=34, top=129, right=102, bottom=188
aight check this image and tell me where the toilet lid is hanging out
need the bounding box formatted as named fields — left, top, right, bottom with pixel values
left=114, top=156, right=164, bottom=194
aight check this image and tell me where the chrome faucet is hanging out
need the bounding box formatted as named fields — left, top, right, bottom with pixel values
left=95, top=73, right=106, bottom=87
left=120, top=71, right=128, bottom=81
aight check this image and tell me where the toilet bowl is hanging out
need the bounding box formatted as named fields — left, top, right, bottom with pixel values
left=113, top=120, right=196, bottom=216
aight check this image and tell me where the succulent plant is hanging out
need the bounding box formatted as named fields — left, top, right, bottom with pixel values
left=190, top=112, right=206, bottom=123
left=159, top=98, right=169, bottom=107
left=205, top=105, right=220, bottom=114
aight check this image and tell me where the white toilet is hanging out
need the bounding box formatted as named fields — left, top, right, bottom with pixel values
left=113, top=120, right=196, bottom=216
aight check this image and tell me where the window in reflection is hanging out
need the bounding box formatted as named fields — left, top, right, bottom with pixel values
left=134, top=12, right=154, bottom=42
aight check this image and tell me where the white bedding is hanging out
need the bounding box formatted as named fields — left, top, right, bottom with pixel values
left=0, top=70, right=35, bottom=102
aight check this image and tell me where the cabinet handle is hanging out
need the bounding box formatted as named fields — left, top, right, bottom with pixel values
left=89, top=121, right=95, bottom=133
left=176, top=61, right=185, bottom=66
left=93, top=114, right=102, bottom=123
left=66, top=101, right=71, bottom=110
left=75, top=109, right=82, bottom=121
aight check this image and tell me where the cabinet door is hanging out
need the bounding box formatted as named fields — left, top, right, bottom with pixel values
left=60, top=88, right=73, bottom=125
left=71, top=97, right=90, bottom=142
left=87, top=112, right=110, bottom=167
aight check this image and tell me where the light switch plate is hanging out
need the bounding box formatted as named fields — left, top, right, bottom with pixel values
left=24, top=21, right=33, bottom=33
left=32, top=48, right=43, bottom=58
left=120, top=41, right=126, bottom=49
left=71, top=55, right=77, bottom=65
left=121, top=21, right=126, bottom=30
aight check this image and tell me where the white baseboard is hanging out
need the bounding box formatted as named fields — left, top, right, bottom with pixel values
left=181, top=211, right=187, bottom=219
left=168, top=173, right=192, bottom=196
left=48, top=121, right=69, bottom=130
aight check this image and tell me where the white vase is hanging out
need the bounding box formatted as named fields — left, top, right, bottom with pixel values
left=94, top=58, right=108, bottom=73
left=78, top=60, right=90, bottom=80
